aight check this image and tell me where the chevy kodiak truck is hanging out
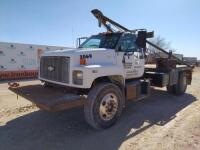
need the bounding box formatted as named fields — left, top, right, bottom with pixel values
left=36, top=9, right=193, bottom=129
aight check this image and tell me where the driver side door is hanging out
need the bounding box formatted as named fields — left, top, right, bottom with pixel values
left=116, top=34, right=145, bottom=79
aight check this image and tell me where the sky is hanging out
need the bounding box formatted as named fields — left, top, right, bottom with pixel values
left=0, top=0, right=200, bottom=59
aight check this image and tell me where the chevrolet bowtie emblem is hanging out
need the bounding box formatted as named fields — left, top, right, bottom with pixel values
left=48, top=66, right=54, bottom=72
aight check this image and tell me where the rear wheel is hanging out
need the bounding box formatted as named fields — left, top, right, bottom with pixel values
left=166, top=72, right=187, bottom=95
left=84, top=83, right=124, bottom=129
left=174, top=72, right=187, bottom=95
left=166, top=85, right=174, bottom=94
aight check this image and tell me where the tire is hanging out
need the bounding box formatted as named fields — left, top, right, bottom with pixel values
left=166, top=85, right=174, bottom=94
left=84, top=83, right=124, bottom=130
left=174, top=72, right=187, bottom=95
left=43, top=82, right=53, bottom=88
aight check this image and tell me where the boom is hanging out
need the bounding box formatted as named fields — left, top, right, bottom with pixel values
left=91, top=9, right=192, bottom=67
left=91, top=9, right=130, bottom=32
left=146, top=40, right=191, bottom=67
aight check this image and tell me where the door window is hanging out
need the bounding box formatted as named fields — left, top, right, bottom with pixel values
left=118, top=34, right=138, bottom=52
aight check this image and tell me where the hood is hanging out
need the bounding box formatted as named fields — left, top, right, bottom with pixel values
left=42, top=48, right=116, bottom=66
left=42, top=48, right=115, bottom=56
left=43, top=48, right=112, bottom=54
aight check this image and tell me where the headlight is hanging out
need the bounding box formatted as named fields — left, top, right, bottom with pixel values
left=73, top=70, right=83, bottom=85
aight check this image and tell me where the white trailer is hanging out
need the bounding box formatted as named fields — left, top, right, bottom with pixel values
left=0, top=42, right=69, bottom=81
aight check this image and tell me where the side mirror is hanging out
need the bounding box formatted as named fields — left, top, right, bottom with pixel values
left=136, top=31, right=146, bottom=49
left=136, top=31, right=154, bottom=49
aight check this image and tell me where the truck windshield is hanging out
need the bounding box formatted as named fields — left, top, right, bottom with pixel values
left=79, top=33, right=121, bottom=49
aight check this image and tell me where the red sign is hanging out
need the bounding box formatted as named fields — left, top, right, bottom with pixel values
left=0, top=70, right=38, bottom=81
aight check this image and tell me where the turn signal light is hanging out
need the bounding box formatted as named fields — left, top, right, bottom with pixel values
left=80, top=58, right=87, bottom=65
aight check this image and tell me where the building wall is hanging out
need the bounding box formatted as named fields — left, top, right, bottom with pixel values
left=0, top=42, right=69, bottom=81
left=183, top=57, right=198, bottom=65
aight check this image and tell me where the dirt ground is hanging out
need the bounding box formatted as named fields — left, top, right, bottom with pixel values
left=0, top=68, right=200, bottom=150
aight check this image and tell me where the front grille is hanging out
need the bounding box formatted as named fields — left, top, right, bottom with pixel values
left=40, top=56, right=70, bottom=83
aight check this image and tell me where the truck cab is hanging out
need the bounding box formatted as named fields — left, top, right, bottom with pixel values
left=39, top=32, right=145, bottom=89
left=79, top=32, right=145, bottom=78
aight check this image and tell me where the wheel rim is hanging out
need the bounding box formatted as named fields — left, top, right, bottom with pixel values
left=99, top=93, right=118, bottom=121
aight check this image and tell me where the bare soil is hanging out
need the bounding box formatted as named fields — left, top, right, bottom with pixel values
left=0, top=68, right=200, bottom=150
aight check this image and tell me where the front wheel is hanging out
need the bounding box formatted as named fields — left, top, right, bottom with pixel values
left=84, top=83, right=124, bottom=129
left=43, top=82, right=54, bottom=88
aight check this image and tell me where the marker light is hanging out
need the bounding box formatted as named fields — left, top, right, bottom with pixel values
left=80, top=58, right=87, bottom=65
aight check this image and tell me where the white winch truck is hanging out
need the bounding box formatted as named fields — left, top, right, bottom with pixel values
left=34, top=9, right=193, bottom=129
